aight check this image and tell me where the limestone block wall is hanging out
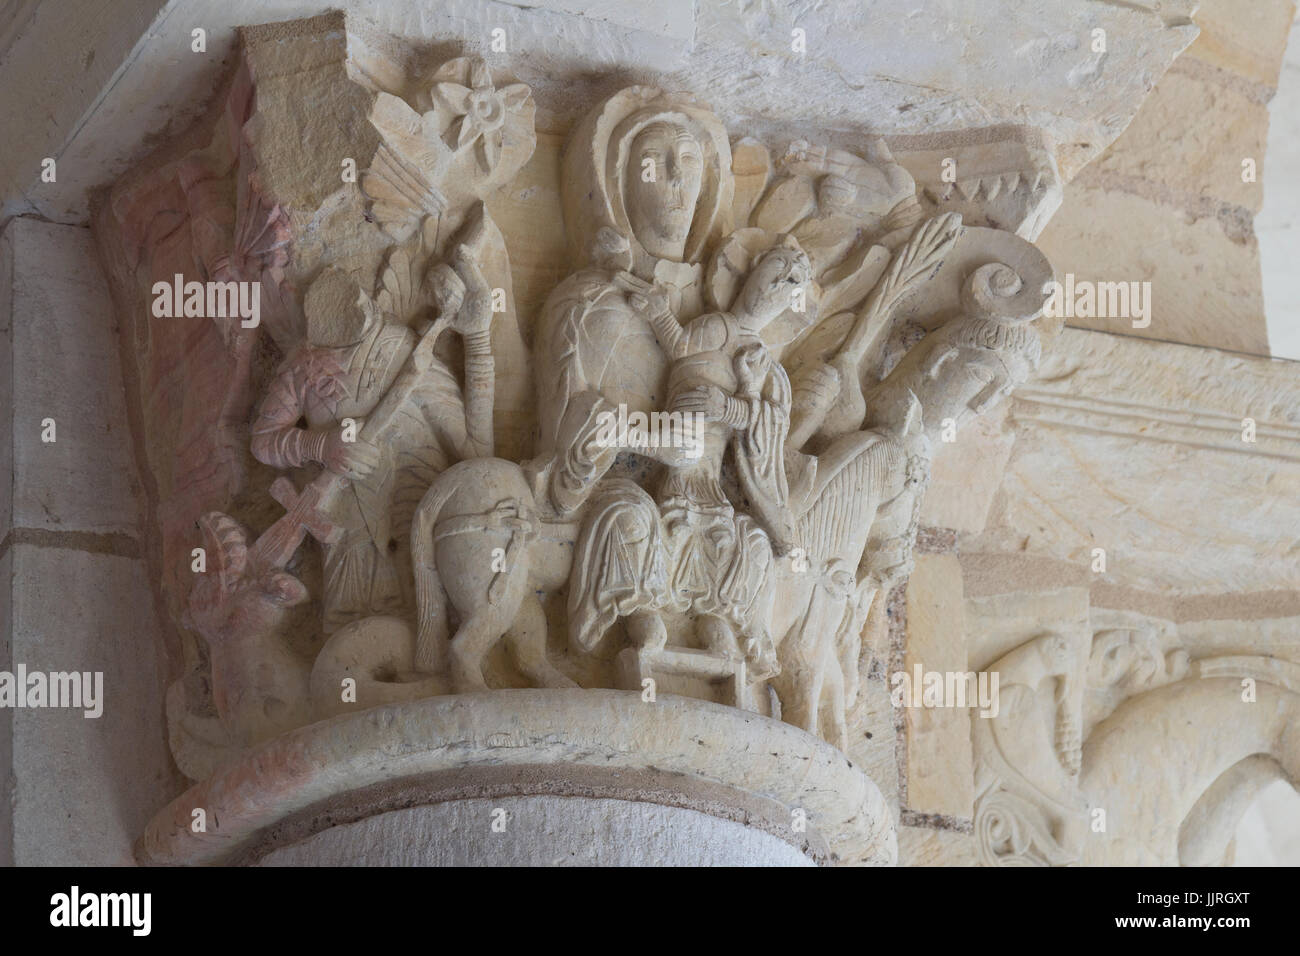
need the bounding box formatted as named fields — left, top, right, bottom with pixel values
left=1261, top=13, right=1300, bottom=359
left=0, top=218, right=181, bottom=865
left=1036, top=0, right=1297, bottom=354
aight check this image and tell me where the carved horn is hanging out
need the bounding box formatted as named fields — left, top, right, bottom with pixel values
left=197, top=511, right=249, bottom=596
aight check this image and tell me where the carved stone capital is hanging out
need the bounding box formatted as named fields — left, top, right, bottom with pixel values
left=90, top=12, right=1070, bottom=866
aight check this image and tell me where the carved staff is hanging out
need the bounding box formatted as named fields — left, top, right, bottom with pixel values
left=250, top=212, right=490, bottom=571
left=250, top=313, right=454, bottom=571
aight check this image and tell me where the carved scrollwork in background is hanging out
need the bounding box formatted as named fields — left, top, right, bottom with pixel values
left=972, top=632, right=1090, bottom=866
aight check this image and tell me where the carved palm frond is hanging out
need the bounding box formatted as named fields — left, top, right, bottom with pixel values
left=363, top=143, right=447, bottom=242
left=362, top=92, right=452, bottom=241
left=232, top=174, right=290, bottom=274
left=375, top=243, right=424, bottom=324
left=840, top=211, right=964, bottom=367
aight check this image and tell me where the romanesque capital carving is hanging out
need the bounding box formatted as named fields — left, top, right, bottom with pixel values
left=95, top=13, right=1062, bottom=864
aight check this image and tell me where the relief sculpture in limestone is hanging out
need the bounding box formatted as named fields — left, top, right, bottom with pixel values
left=153, top=53, right=1055, bottom=779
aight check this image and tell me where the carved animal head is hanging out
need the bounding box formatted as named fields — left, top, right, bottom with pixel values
left=186, top=512, right=309, bottom=644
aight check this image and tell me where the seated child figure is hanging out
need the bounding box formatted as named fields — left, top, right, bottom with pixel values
left=628, top=235, right=812, bottom=678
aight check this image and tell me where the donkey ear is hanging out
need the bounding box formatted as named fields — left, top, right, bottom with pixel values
left=264, top=571, right=309, bottom=607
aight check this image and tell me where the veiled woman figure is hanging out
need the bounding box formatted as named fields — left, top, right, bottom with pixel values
left=535, top=87, right=733, bottom=509
left=532, top=87, right=736, bottom=653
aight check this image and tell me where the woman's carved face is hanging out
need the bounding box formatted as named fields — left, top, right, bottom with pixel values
left=625, top=122, right=704, bottom=260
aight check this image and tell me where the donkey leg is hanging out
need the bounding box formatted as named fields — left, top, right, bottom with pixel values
left=507, top=592, right=577, bottom=688
left=449, top=584, right=523, bottom=694
left=772, top=670, right=817, bottom=736
left=698, top=614, right=742, bottom=660
left=823, top=658, right=849, bottom=752
left=806, top=660, right=829, bottom=739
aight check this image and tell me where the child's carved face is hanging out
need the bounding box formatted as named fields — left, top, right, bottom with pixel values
left=738, top=245, right=811, bottom=330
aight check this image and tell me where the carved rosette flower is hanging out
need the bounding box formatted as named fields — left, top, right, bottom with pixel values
left=430, top=58, right=530, bottom=175
left=363, top=57, right=534, bottom=242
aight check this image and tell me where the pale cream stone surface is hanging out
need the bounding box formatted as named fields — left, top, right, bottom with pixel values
left=485, top=131, right=568, bottom=328
left=1, top=0, right=1200, bottom=225
left=94, top=6, right=1287, bottom=870
left=1177, top=615, right=1300, bottom=661
left=1082, top=673, right=1300, bottom=866
left=0, top=218, right=180, bottom=866
left=5, top=219, right=143, bottom=537
left=91, top=12, right=1058, bottom=812
left=918, top=402, right=1016, bottom=535
left=8, top=546, right=178, bottom=866
left=1088, top=62, right=1269, bottom=215
left=896, top=825, right=978, bottom=866
left=969, top=328, right=1300, bottom=595
left=1031, top=1, right=1295, bottom=357
left=0, top=0, right=168, bottom=222
left=1234, top=779, right=1300, bottom=866
left=946, top=571, right=1300, bottom=866
left=694, top=0, right=1198, bottom=182
left=258, top=795, right=814, bottom=867
left=1035, top=184, right=1267, bottom=353
left=1260, top=13, right=1300, bottom=360
left=0, top=222, right=11, bottom=537
left=966, top=587, right=1091, bottom=677
left=8, top=0, right=1297, bottom=870
left=1189, top=0, right=1297, bottom=88
left=894, top=129, right=1063, bottom=241
left=0, top=546, right=12, bottom=865
left=964, top=586, right=1090, bottom=866
left=844, top=673, right=902, bottom=825
left=901, top=553, right=974, bottom=820
left=139, top=689, right=896, bottom=866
